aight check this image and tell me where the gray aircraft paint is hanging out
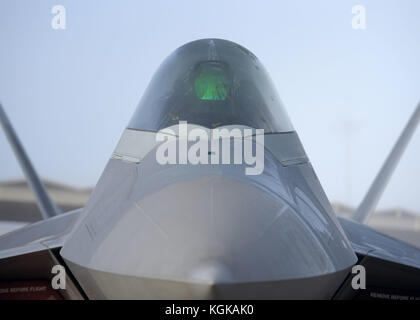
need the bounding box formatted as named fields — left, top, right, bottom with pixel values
left=61, top=134, right=357, bottom=299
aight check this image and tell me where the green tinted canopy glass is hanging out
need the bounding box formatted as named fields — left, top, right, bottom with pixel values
left=194, top=63, right=230, bottom=101
left=129, top=39, right=294, bottom=132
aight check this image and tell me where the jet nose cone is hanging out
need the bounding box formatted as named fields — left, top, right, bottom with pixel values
left=68, top=170, right=354, bottom=299
left=61, top=141, right=356, bottom=299
left=93, top=175, right=290, bottom=283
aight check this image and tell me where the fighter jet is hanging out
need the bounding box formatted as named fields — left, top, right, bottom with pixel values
left=0, top=39, right=419, bottom=300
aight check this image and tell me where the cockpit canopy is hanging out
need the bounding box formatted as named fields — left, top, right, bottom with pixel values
left=128, top=39, right=293, bottom=133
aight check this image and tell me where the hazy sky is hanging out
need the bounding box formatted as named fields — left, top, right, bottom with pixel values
left=0, top=0, right=419, bottom=212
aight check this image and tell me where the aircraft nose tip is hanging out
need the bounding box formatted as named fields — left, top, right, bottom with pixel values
left=186, top=263, right=233, bottom=299
left=190, top=262, right=233, bottom=284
